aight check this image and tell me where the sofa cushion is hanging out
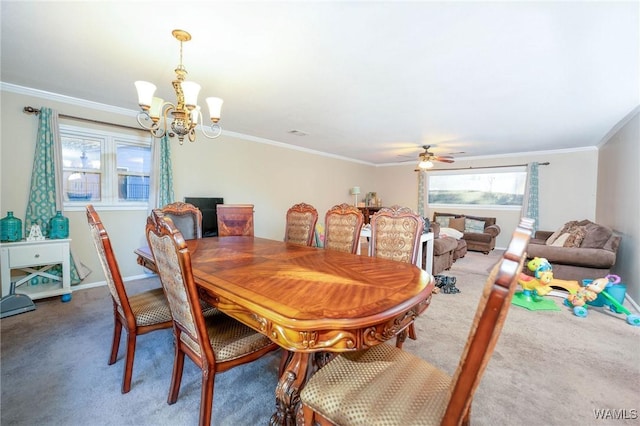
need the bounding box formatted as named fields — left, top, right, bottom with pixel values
left=449, top=217, right=465, bottom=232
left=434, top=215, right=453, bottom=227
left=580, top=222, right=613, bottom=249
left=464, top=218, right=485, bottom=233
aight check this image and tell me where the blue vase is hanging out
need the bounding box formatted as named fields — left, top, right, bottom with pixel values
left=0, top=211, right=23, bottom=242
left=49, top=211, right=69, bottom=239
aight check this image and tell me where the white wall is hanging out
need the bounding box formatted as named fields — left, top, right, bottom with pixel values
left=371, top=149, right=598, bottom=248
left=2, top=86, right=634, bottom=302
left=0, top=88, right=376, bottom=285
left=596, top=107, right=639, bottom=301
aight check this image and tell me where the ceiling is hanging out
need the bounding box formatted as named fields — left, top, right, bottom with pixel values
left=1, top=1, right=638, bottom=165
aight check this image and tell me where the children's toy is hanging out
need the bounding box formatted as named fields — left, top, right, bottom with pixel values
left=512, top=257, right=560, bottom=311
left=564, top=274, right=640, bottom=326
left=525, top=257, right=581, bottom=293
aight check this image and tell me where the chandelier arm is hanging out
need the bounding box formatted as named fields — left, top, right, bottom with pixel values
left=200, top=123, right=223, bottom=139
left=136, top=111, right=156, bottom=131
left=137, top=111, right=167, bottom=138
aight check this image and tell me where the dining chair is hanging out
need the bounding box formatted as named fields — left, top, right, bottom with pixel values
left=160, top=201, right=203, bottom=239
left=300, top=218, right=534, bottom=426
left=145, top=210, right=278, bottom=426
left=369, top=205, right=425, bottom=347
left=216, top=204, right=255, bottom=236
left=324, top=203, right=364, bottom=254
left=284, top=202, right=318, bottom=246
left=85, top=204, right=172, bottom=394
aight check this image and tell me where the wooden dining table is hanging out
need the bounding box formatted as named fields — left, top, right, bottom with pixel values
left=135, top=236, right=435, bottom=425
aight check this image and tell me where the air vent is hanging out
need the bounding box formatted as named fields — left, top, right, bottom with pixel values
left=288, top=130, right=308, bottom=136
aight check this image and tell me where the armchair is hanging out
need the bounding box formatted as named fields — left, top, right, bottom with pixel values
left=433, top=212, right=501, bottom=254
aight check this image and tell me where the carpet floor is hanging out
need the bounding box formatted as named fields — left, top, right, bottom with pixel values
left=1, top=249, right=639, bottom=425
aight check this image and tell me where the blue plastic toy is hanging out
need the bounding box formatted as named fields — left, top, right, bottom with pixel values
left=564, top=275, right=640, bottom=326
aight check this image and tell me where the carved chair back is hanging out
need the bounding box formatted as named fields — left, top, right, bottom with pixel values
left=299, top=218, right=535, bottom=426
left=86, top=204, right=172, bottom=394
left=86, top=204, right=132, bottom=322
left=369, top=205, right=425, bottom=265
left=160, top=201, right=203, bottom=239
left=284, top=202, right=318, bottom=246
left=324, top=203, right=364, bottom=254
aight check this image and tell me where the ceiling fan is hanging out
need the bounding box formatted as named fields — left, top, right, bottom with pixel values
left=417, top=145, right=455, bottom=169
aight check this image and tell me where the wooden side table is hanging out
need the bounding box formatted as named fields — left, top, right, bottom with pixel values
left=0, top=239, right=72, bottom=301
left=358, top=206, right=384, bottom=224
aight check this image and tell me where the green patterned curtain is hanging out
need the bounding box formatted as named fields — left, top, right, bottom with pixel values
left=25, top=107, right=90, bottom=285
left=148, top=134, right=174, bottom=210
left=25, top=108, right=61, bottom=234
left=417, top=170, right=425, bottom=217
left=522, top=162, right=539, bottom=232
left=158, top=134, right=175, bottom=207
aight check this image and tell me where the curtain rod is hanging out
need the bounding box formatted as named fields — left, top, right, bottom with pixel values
left=420, top=162, right=550, bottom=172
left=23, top=106, right=144, bottom=133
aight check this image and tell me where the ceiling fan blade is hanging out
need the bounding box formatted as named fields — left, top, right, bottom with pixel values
left=434, top=157, right=455, bottom=163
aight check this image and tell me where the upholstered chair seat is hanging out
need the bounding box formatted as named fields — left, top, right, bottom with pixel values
left=86, top=204, right=173, bottom=394
left=146, top=210, right=278, bottom=426
left=299, top=218, right=534, bottom=426
left=369, top=205, right=425, bottom=348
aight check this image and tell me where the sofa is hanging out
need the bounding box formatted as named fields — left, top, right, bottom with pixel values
left=432, top=212, right=501, bottom=254
left=423, top=222, right=458, bottom=275
left=526, top=219, right=621, bottom=282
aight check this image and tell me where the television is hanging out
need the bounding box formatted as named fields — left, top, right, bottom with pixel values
left=184, top=197, right=224, bottom=237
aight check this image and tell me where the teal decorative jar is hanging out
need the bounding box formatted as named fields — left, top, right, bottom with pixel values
left=49, top=211, right=69, bottom=239
left=0, top=211, right=23, bottom=242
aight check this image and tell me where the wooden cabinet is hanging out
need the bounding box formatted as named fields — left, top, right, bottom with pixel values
left=358, top=206, right=384, bottom=224
left=216, top=204, right=254, bottom=236
left=0, top=239, right=72, bottom=301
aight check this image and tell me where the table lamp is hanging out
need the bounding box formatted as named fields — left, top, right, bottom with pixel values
left=350, top=186, right=361, bottom=206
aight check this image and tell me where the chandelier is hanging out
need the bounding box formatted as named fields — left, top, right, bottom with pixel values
left=135, top=29, right=223, bottom=144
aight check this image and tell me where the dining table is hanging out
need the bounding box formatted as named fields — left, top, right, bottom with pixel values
left=135, top=236, right=435, bottom=425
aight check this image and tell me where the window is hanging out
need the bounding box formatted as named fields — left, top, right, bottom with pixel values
left=61, top=125, right=151, bottom=208
left=427, top=167, right=526, bottom=208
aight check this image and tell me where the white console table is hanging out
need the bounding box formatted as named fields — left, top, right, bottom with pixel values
left=0, top=239, right=72, bottom=301
left=358, top=228, right=434, bottom=275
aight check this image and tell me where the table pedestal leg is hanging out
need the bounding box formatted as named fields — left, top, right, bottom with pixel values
left=270, top=351, right=335, bottom=425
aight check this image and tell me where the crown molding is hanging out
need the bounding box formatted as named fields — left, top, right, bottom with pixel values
left=1, top=82, right=135, bottom=116
left=1, top=82, right=374, bottom=166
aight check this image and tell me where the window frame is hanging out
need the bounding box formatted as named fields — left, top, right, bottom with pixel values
left=60, top=124, right=152, bottom=211
left=426, top=166, right=527, bottom=211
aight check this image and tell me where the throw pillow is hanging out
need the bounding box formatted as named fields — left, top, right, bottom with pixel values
left=464, top=218, right=485, bottom=233
left=551, top=233, right=570, bottom=247
left=563, top=225, right=587, bottom=248
left=546, top=220, right=580, bottom=245
left=435, top=216, right=452, bottom=227
left=580, top=222, right=613, bottom=249
left=448, top=217, right=465, bottom=232
left=439, top=227, right=464, bottom=239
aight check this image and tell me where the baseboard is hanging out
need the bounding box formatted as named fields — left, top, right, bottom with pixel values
left=71, top=272, right=156, bottom=292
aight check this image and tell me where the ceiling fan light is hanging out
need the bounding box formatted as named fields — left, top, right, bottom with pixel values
left=419, top=159, right=434, bottom=169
